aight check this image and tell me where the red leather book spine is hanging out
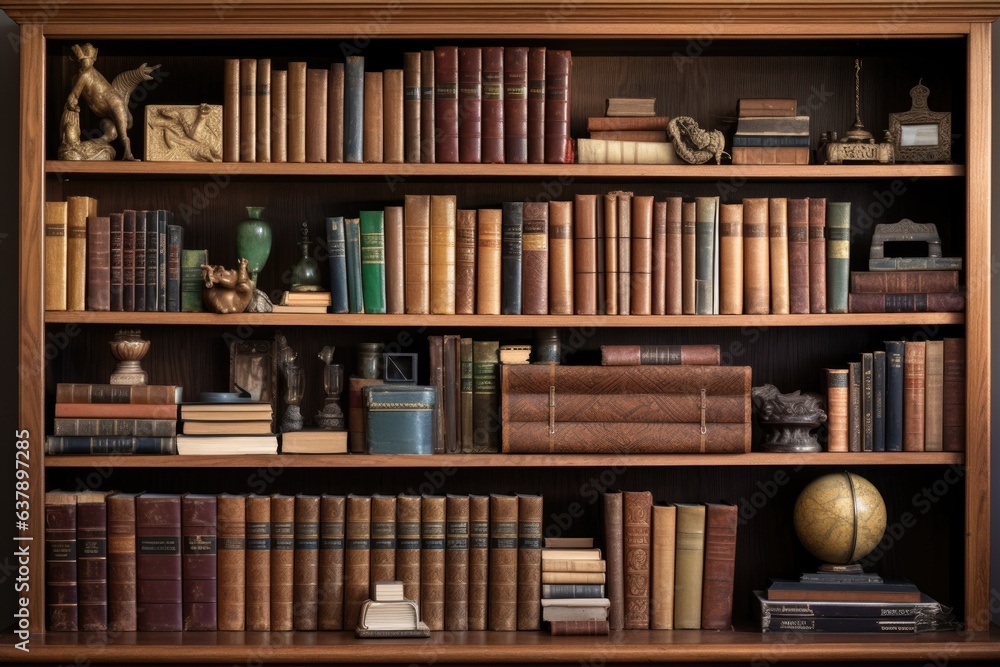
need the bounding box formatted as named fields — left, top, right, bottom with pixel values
left=527, top=47, right=546, bottom=164
left=435, top=46, right=459, bottom=163
left=503, top=46, right=528, bottom=164
left=481, top=46, right=505, bottom=164
left=544, top=50, right=572, bottom=164
left=136, top=494, right=182, bottom=631
left=458, top=47, right=482, bottom=163
left=77, top=497, right=109, bottom=631
left=181, top=494, right=217, bottom=630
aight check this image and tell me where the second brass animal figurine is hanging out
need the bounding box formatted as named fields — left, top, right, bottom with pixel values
left=202, top=258, right=254, bottom=314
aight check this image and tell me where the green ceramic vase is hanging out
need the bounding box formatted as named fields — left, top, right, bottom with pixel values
left=235, top=206, right=272, bottom=285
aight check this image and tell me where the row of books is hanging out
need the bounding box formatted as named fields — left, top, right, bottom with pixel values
left=223, top=47, right=572, bottom=165
left=45, top=491, right=545, bottom=633
left=824, top=338, right=965, bottom=453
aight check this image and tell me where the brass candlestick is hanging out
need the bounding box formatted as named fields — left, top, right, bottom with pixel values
left=109, top=329, right=151, bottom=385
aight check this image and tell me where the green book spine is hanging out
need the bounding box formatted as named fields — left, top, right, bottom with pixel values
left=471, top=340, right=500, bottom=453
left=180, top=249, right=207, bottom=313
left=359, top=211, right=387, bottom=314
left=344, top=217, right=365, bottom=313
left=694, top=196, right=718, bottom=315
left=826, top=201, right=850, bottom=314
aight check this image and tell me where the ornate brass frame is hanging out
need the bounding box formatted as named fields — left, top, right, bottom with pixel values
left=888, top=81, right=951, bottom=163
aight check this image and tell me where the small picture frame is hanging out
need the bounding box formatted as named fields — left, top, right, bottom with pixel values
left=230, top=339, right=279, bottom=421
left=888, top=81, right=951, bottom=163
left=383, top=353, right=418, bottom=383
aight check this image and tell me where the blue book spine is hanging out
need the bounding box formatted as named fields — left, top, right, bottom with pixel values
left=732, top=135, right=811, bottom=147
left=326, top=216, right=350, bottom=313
left=501, top=201, right=523, bottom=314
left=344, top=217, right=365, bottom=313
left=884, top=341, right=904, bottom=451
left=344, top=56, right=365, bottom=163
left=157, top=211, right=169, bottom=312
left=166, top=224, right=184, bottom=313
left=873, top=350, right=886, bottom=451
left=541, top=584, right=605, bottom=599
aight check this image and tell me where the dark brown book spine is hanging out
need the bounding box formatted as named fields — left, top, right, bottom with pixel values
left=217, top=494, right=246, bottom=631
left=904, top=341, right=927, bottom=451
left=603, top=491, right=624, bottom=631
left=544, top=50, right=572, bottom=163
left=701, top=503, right=738, bottom=630
left=456, top=209, right=477, bottom=315
left=849, top=361, right=862, bottom=452
left=504, top=392, right=745, bottom=424
left=86, top=216, right=111, bottom=311
left=136, top=494, right=182, bottom=631
left=239, top=58, right=257, bottom=162
left=623, top=491, right=652, bottom=629
left=122, top=209, right=135, bottom=312
left=850, top=270, right=961, bottom=293
left=600, top=344, right=721, bottom=366
left=808, top=197, right=827, bottom=313
left=573, top=194, right=597, bottom=315
left=348, top=376, right=383, bottom=453
left=370, top=494, right=397, bottom=589
left=550, top=620, right=611, bottom=635
left=107, top=493, right=137, bottom=632
left=445, top=495, right=470, bottom=631
left=420, top=50, right=436, bottom=163
left=652, top=201, right=667, bottom=315
left=481, top=46, right=505, bottom=163
left=288, top=62, right=307, bottom=163
left=363, top=71, right=384, bottom=162
left=223, top=58, right=239, bottom=161
left=548, top=200, right=573, bottom=315
left=403, top=52, right=422, bottom=163
left=77, top=497, right=108, bottom=631
left=788, top=198, right=810, bottom=314
left=271, top=69, right=288, bottom=162
left=421, top=495, right=447, bottom=630
left=428, top=335, right=446, bottom=453
left=444, top=336, right=462, bottom=456
left=270, top=494, right=295, bottom=631
left=384, top=205, right=405, bottom=314
left=504, top=46, right=528, bottom=164
left=318, top=495, right=346, bottom=630
left=517, top=494, right=543, bottom=630
left=245, top=495, right=271, bottom=631
left=109, top=212, right=123, bottom=311
left=527, top=47, right=546, bottom=164
left=847, top=292, right=966, bottom=313
left=461, top=337, right=475, bottom=452
left=489, top=494, right=519, bottom=631
left=383, top=68, right=405, bottom=164
left=665, top=197, right=683, bottom=315
left=256, top=58, right=271, bottom=162
left=45, top=494, right=78, bottom=631
left=942, top=338, right=966, bottom=452
left=181, top=494, right=217, bottom=631
left=294, top=494, right=320, bottom=630
left=631, top=195, right=654, bottom=315
left=435, top=46, right=459, bottom=163
left=395, top=495, right=422, bottom=607
left=468, top=495, right=489, bottom=630
left=522, top=201, right=550, bottom=314
left=344, top=494, right=371, bottom=630
left=458, top=47, right=483, bottom=163
left=327, top=63, right=345, bottom=163
left=305, top=68, right=329, bottom=162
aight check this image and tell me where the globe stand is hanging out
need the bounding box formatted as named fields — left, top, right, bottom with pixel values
left=817, top=563, right=865, bottom=575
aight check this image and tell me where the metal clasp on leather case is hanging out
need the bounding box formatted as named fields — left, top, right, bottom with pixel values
left=700, top=388, right=708, bottom=435
left=548, top=386, right=556, bottom=435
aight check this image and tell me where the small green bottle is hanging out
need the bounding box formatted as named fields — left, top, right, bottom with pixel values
left=290, top=220, right=322, bottom=291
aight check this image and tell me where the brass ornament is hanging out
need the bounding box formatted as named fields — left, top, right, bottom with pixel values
left=819, top=59, right=895, bottom=165
left=888, top=80, right=952, bottom=163
left=145, top=103, right=223, bottom=162
left=201, top=257, right=255, bottom=314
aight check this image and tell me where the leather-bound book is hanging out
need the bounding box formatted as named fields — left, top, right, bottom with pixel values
left=623, top=491, right=652, bottom=629
left=680, top=200, right=695, bottom=314
left=695, top=196, right=718, bottom=315
left=293, top=494, right=320, bottom=630
left=430, top=194, right=458, bottom=314
left=153, top=210, right=167, bottom=312
left=501, top=201, right=524, bottom=314
left=527, top=46, right=546, bottom=163
left=544, top=49, right=572, bottom=163
left=848, top=361, right=861, bottom=452
left=344, top=494, right=371, bottom=630
left=787, top=198, right=809, bottom=313
left=363, top=71, right=384, bottom=162
left=587, top=116, right=671, bottom=131
left=133, top=209, right=147, bottom=312
left=808, top=197, right=826, bottom=313
left=673, top=502, right=705, bottom=629
left=665, top=197, right=683, bottom=315
left=347, top=376, right=383, bottom=453
left=719, top=203, right=743, bottom=315
left=468, top=495, right=489, bottom=630
left=370, top=494, right=397, bottom=588
left=904, top=341, right=926, bottom=451
left=603, top=193, right=619, bottom=315
left=768, top=198, right=790, bottom=314
left=420, top=50, right=436, bottom=163
left=631, top=195, right=654, bottom=315
left=826, top=201, right=851, bottom=313
left=942, top=338, right=966, bottom=452
left=504, top=46, right=528, bottom=163
left=106, top=492, right=138, bottom=632
left=885, top=340, right=905, bottom=452
left=573, top=194, right=598, bottom=315
left=359, top=210, right=387, bottom=314
left=924, top=340, right=944, bottom=452
left=66, top=195, right=96, bottom=311
left=305, top=67, right=329, bottom=162
left=44, top=201, right=68, bottom=311
left=600, top=344, right=720, bottom=366
left=616, top=192, right=633, bottom=314
left=239, top=58, right=256, bottom=161
left=326, top=216, right=349, bottom=314
left=245, top=495, right=271, bottom=631
left=328, top=63, right=344, bottom=162
left=742, top=198, right=770, bottom=314
left=223, top=58, right=239, bottom=161
left=384, top=205, right=405, bottom=314
left=602, top=491, right=624, bottom=631
left=318, top=495, right=346, bottom=630
left=825, top=368, right=849, bottom=452
left=288, top=62, right=307, bottom=163
left=516, top=494, right=543, bottom=630
left=652, top=201, right=667, bottom=315
left=181, top=494, right=217, bottom=631
left=109, top=212, right=123, bottom=311
left=522, top=201, right=550, bottom=314
left=165, top=222, right=183, bottom=313
left=489, top=494, right=519, bottom=631
left=650, top=503, right=676, bottom=629
left=456, top=209, right=477, bottom=315
left=256, top=58, right=271, bottom=162
left=458, top=47, right=483, bottom=163
left=45, top=491, right=78, bottom=631
left=344, top=55, right=365, bottom=163
left=482, top=46, right=505, bottom=163
left=548, top=200, right=573, bottom=315
left=550, top=620, right=611, bottom=635
left=595, top=188, right=606, bottom=314
left=435, top=46, right=459, bottom=163
left=86, top=215, right=110, bottom=311
left=472, top=340, right=501, bottom=452
left=395, top=495, right=422, bottom=606
left=345, top=217, right=364, bottom=313
left=862, top=352, right=874, bottom=451
left=847, top=293, right=965, bottom=313
left=421, top=495, right=447, bottom=630
left=428, top=335, right=446, bottom=453
left=76, top=491, right=109, bottom=631
left=136, top=493, right=182, bottom=631
left=404, top=194, right=431, bottom=314
left=477, top=208, right=502, bottom=314
left=124, top=209, right=138, bottom=311
left=873, top=350, right=887, bottom=452
left=701, top=503, right=737, bottom=630
left=444, top=334, right=462, bottom=454
left=217, top=493, right=246, bottom=631
left=383, top=68, right=404, bottom=164
left=271, top=69, right=288, bottom=162
left=403, top=52, right=422, bottom=163
left=851, top=270, right=960, bottom=293
left=445, top=494, right=470, bottom=630
left=270, top=494, right=295, bottom=631
left=461, top=337, right=474, bottom=452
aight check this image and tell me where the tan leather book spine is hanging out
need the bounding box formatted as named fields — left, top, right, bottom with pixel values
left=239, top=58, right=256, bottom=161
left=395, top=495, right=422, bottom=606
left=403, top=194, right=431, bottom=314
left=623, top=491, right=652, bottom=629
left=445, top=494, right=470, bottom=631
left=468, top=495, right=490, bottom=630
left=652, top=200, right=667, bottom=315
left=318, top=495, right=345, bottom=630
left=719, top=203, right=744, bottom=315
left=701, top=503, right=738, bottom=630
left=256, top=58, right=271, bottom=162
left=673, top=503, right=706, bottom=629
left=540, top=572, right=606, bottom=585
left=573, top=194, right=597, bottom=315
left=516, top=494, right=543, bottom=630
left=742, top=198, right=771, bottom=314
left=344, top=494, right=371, bottom=630
left=107, top=492, right=137, bottom=632
left=420, top=50, right=436, bottom=163
left=904, top=341, right=926, bottom=451
left=489, top=494, right=518, bottom=631
left=768, top=198, right=789, bottom=314
left=223, top=58, right=240, bottom=161
left=421, top=495, right=447, bottom=630
left=521, top=201, right=550, bottom=314
left=370, top=494, right=397, bottom=588
left=603, top=193, right=619, bottom=315
left=787, top=198, right=810, bottom=314
left=808, top=197, right=826, bottom=313
left=616, top=192, right=633, bottom=315
left=602, top=491, right=624, bottom=630
left=287, top=62, right=307, bottom=163
left=541, top=559, right=606, bottom=573
left=630, top=195, right=653, bottom=315
left=456, top=209, right=477, bottom=315
left=245, top=495, right=271, bottom=631
left=430, top=194, right=457, bottom=314
left=363, top=71, right=384, bottom=162
left=403, top=52, right=422, bottom=163
left=600, top=344, right=721, bottom=366
left=476, top=208, right=502, bottom=315
left=942, top=338, right=966, bottom=452
left=548, top=200, right=573, bottom=315
left=681, top=200, right=696, bottom=314
left=270, top=494, right=295, bottom=631
left=384, top=205, right=405, bottom=314
left=217, top=494, right=246, bottom=631
left=924, top=340, right=944, bottom=451
left=270, top=69, right=288, bottom=162
left=66, top=195, right=96, bottom=311
left=383, top=68, right=405, bottom=164
left=327, top=63, right=344, bottom=163
left=650, top=504, right=676, bottom=629
left=825, top=368, right=849, bottom=452
left=305, top=68, right=328, bottom=163
left=664, top=197, right=683, bottom=315
left=293, top=495, right=320, bottom=630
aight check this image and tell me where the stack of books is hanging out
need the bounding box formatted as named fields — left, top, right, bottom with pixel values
left=577, top=98, right=677, bottom=164
left=541, top=538, right=610, bottom=635
left=356, top=581, right=430, bottom=637
left=271, top=290, right=333, bottom=314
left=848, top=269, right=964, bottom=313
left=731, top=98, right=810, bottom=165
left=175, top=402, right=278, bottom=454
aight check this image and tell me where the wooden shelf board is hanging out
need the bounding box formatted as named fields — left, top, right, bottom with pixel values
left=43, top=452, right=965, bottom=468
left=43, top=311, right=966, bottom=327
left=4, top=630, right=1000, bottom=663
